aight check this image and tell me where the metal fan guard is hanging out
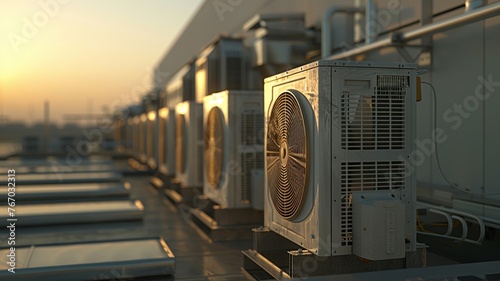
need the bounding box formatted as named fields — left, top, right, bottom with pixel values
left=266, top=91, right=309, bottom=220
left=205, top=107, right=224, bottom=189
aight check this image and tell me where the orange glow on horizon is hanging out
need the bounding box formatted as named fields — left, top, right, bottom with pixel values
left=0, top=0, right=203, bottom=125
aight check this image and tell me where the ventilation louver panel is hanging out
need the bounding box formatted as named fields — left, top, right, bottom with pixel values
left=266, top=91, right=309, bottom=220
left=340, top=161, right=406, bottom=246
left=341, top=75, right=408, bottom=150
left=242, top=111, right=264, bottom=145
left=226, top=56, right=242, bottom=90
left=241, top=110, right=264, bottom=202
left=205, top=107, right=225, bottom=189
left=241, top=152, right=264, bottom=203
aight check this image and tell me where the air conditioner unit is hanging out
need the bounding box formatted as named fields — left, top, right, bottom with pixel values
left=138, top=113, right=148, bottom=164
left=130, top=117, right=135, bottom=156
left=158, top=107, right=176, bottom=177
left=174, top=101, right=203, bottom=188
left=165, top=61, right=195, bottom=109
left=195, top=37, right=245, bottom=103
left=203, top=90, right=265, bottom=209
left=131, top=116, right=141, bottom=160
left=125, top=118, right=134, bottom=154
left=264, top=60, right=416, bottom=259
left=126, top=105, right=142, bottom=156
left=146, top=110, right=158, bottom=169
left=113, top=115, right=125, bottom=152
left=243, top=13, right=314, bottom=79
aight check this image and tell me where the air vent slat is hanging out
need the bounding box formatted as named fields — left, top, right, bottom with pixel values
left=340, top=161, right=406, bottom=246
left=241, top=152, right=264, bottom=202
left=341, top=75, right=408, bottom=150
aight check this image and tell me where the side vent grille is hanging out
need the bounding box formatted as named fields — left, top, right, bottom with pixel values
left=340, top=161, right=406, bottom=246
left=241, top=152, right=264, bottom=202
left=240, top=110, right=264, bottom=203
left=209, top=58, right=218, bottom=95
left=226, top=56, right=242, bottom=90
left=242, top=111, right=264, bottom=145
left=341, top=75, right=408, bottom=150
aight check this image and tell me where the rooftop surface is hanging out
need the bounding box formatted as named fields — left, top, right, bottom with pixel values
left=0, top=158, right=470, bottom=280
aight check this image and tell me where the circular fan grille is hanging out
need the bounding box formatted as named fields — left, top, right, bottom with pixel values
left=267, top=91, right=309, bottom=220
left=205, top=107, right=224, bottom=189
left=176, top=114, right=187, bottom=174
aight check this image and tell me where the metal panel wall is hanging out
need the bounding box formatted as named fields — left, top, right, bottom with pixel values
left=485, top=15, right=500, bottom=200
left=430, top=21, right=484, bottom=194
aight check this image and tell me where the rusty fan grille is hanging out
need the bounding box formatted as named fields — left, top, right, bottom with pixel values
left=266, top=91, right=309, bottom=220
left=176, top=114, right=187, bottom=174
left=205, top=107, right=224, bottom=189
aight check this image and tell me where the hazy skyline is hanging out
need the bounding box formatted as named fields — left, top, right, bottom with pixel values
left=0, top=0, right=203, bottom=125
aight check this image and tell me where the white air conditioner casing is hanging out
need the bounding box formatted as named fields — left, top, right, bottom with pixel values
left=195, top=37, right=245, bottom=103
left=174, top=101, right=203, bottom=188
left=158, top=107, right=176, bottom=177
left=264, top=60, right=416, bottom=257
left=203, top=90, right=265, bottom=209
left=146, top=110, right=158, bottom=169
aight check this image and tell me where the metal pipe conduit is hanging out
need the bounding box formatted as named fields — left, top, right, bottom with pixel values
left=321, top=6, right=365, bottom=58
left=327, top=2, right=500, bottom=60
left=418, top=201, right=485, bottom=245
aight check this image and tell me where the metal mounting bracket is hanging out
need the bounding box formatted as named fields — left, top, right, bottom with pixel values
left=391, top=32, right=433, bottom=67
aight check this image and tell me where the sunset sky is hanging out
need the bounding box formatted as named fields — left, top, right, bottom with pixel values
left=0, top=0, right=203, bottom=125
